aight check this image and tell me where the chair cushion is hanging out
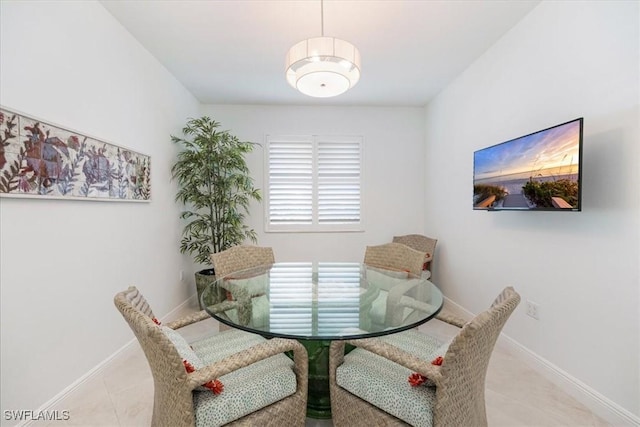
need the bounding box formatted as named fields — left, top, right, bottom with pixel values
left=367, top=268, right=410, bottom=327
left=365, top=268, right=408, bottom=291
left=370, top=290, right=425, bottom=327
left=226, top=273, right=268, bottom=297
left=369, top=290, right=389, bottom=325
left=250, top=295, right=269, bottom=327
left=380, top=330, right=449, bottom=361
left=224, top=274, right=270, bottom=328
left=395, top=332, right=450, bottom=376
left=336, top=330, right=446, bottom=427
left=162, top=326, right=222, bottom=392
left=161, top=326, right=204, bottom=369
left=191, top=330, right=297, bottom=426
left=222, top=295, right=270, bottom=328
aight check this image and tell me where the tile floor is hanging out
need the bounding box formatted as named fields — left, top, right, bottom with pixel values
left=32, top=300, right=610, bottom=427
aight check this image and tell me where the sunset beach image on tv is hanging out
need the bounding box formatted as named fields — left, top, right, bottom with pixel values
left=473, top=118, right=583, bottom=211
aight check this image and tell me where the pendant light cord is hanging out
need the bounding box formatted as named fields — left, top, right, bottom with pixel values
left=320, top=0, right=324, bottom=37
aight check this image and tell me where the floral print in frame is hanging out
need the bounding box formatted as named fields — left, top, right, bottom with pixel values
left=0, top=107, right=150, bottom=201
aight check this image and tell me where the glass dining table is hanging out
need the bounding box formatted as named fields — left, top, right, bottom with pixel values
left=200, top=261, right=444, bottom=419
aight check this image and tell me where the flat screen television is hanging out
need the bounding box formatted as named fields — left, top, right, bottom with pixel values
left=473, top=118, right=583, bottom=211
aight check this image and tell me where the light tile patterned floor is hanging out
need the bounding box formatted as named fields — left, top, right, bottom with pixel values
left=33, top=300, right=609, bottom=427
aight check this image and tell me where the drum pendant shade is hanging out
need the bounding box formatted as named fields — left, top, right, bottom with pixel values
left=286, top=36, right=361, bottom=98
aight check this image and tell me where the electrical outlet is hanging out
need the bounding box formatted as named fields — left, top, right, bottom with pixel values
left=526, top=300, right=540, bottom=320
left=179, top=270, right=184, bottom=282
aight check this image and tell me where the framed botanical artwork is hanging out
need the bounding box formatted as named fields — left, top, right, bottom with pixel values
left=0, top=107, right=150, bottom=201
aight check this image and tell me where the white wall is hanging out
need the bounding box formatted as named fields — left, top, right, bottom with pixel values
left=423, top=0, right=639, bottom=420
left=199, top=105, right=426, bottom=263
left=0, top=0, right=199, bottom=421
left=2, top=0, right=636, bottom=423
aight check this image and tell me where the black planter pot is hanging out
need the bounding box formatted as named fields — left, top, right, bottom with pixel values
left=194, top=268, right=218, bottom=309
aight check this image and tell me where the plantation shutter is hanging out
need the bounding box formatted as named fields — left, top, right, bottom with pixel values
left=317, top=137, right=362, bottom=225
left=266, top=135, right=363, bottom=232
left=267, top=136, right=313, bottom=225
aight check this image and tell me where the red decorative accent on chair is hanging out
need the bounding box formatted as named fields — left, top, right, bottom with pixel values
left=203, top=379, right=224, bottom=394
left=152, top=317, right=161, bottom=325
left=408, top=373, right=427, bottom=387
left=183, top=359, right=196, bottom=373
left=183, top=360, right=224, bottom=394
left=408, top=356, right=444, bottom=387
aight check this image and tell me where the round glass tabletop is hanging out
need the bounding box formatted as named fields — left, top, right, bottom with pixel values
left=201, top=261, right=443, bottom=341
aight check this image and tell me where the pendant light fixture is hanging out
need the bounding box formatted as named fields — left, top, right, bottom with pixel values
left=285, top=0, right=361, bottom=98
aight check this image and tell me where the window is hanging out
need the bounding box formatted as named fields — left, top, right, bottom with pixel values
left=265, top=135, right=363, bottom=232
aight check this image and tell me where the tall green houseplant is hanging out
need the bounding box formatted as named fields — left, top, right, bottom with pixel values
left=171, top=117, right=261, bottom=306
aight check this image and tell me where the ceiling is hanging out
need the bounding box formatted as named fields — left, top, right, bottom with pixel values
left=101, top=0, right=540, bottom=107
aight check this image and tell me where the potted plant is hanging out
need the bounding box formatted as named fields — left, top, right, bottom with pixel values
left=171, top=116, right=261, bottom=308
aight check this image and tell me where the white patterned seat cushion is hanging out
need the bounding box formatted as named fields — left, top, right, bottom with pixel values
left=336, top=330, right=448, bottom=427
left=191, top=330, right=297, bottom=427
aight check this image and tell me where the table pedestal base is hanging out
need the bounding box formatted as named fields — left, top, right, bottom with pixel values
left=300, top=340, right=332, bottom=419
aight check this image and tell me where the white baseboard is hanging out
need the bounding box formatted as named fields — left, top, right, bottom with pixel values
left=17, top=336, right=138, bottom=427
left=443, top=297, right=640, bottom=427
left=502, top=334, right=640, bottom=426
left=20, top=294, right=197, bottom=427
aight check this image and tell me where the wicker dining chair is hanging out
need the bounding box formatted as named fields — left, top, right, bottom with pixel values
left=211, top=245, right=275, bottom=279
left=329, top=286, right=520, bottom=427
left=211, top=245, right=275, bottom=330
left=392, top=234, right=438, bottom=279
left=363, top=243, right=428, bottom=328
left=114, top=286, right=308, bottom=427
left=364, top=242, right=426, bottom=276
left=390, top=235, right=465, bottom=327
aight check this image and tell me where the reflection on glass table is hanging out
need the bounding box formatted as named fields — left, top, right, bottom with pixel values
left=201, top=262, right=443, bottom=419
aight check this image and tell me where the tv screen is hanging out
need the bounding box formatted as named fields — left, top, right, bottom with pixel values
left=473, top=118, right=583, bottom=211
